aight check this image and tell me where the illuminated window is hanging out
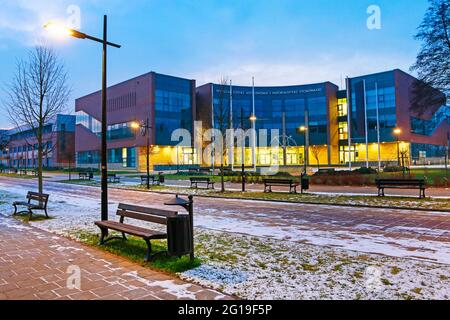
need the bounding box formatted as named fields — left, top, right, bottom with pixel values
left=338, top=122, right=348, bottom=140
left=337, top=98, right=348, bottom=117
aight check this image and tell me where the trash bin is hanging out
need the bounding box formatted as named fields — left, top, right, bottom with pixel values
left=167, top=215, right=192, bottom=257
left=301, top=176, right=309, bottom=191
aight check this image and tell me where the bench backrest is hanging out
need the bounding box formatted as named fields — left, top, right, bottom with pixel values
left=190, top=177, right=210, bottom=182
left=376, top=179, right=425, bottom=185
left=116, top=203, right=177, bottom=225
left=27, top=191, right=49, bottom=205
left=263, top=179, right=294, bottom=184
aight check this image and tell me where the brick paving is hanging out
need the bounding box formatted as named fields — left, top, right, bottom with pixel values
left=0, top=217, right=231, bottom=300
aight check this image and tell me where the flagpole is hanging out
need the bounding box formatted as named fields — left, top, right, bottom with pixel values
left=252, top=77, right=256, bottom=171
left=363, top=80, right=369, bottom=168
left=375, top=82, right=381, bottom=171
left=211, top=85, right=215, bottom=172
left=230, top=80, right=234, bottom=171
left=346, top=77, right=352, bottom=169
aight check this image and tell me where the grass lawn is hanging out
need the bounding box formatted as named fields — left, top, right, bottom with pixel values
left=211, top=191, right=450, bottom=211
left=75, top=231, right=200, bottom=273
left=12, top=212, right=54, bottom=223
left=58, top=178, right=450, bottom=211
left=58, top=179, right=100, bottom=186
left=0, top=173, right=36, bottom=179
left=128, top=185, right=450, bottom=211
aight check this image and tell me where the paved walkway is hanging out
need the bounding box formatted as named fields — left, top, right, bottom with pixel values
left=0, top=217, right=230, bottom=300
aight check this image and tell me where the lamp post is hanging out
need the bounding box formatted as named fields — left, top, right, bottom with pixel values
left=131, top=119, right=152, bottom=190
left=393, top=128, right=402, bottom=166
left=298, top=126, right=308, bottom=174
left=240, top=108, right=246, bottom=192
left=44, top=16, right=121, bottom=222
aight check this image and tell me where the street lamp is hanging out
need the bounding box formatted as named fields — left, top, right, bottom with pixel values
left=298, top=126, right=308, bottom=174
left=131, top=119, right=152, bottom=190
left=44, top=16, right=121, bottom=222
left=393, top=128, right=402, bottom=166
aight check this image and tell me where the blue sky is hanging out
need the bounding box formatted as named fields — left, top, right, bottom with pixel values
left=0, top=0, right=430, bottom=128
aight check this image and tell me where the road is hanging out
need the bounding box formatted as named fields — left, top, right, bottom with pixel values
left=1, top=176, right=449, bottom=264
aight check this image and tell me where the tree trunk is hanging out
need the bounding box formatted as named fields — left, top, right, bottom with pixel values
left=37, top=121, right=43, bottom=194
left=220, top=164, right=225, bottom=192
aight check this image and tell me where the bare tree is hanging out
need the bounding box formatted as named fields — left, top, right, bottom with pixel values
left=310, top=145, right=322, bottom=170
left=214, top=77, right=231, bottom=192
left=5, top=46, right=70, bottom=193
left=411, top=0, right=449, bottom=114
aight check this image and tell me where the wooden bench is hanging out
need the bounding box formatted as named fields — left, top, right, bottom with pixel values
left=79, top=172, right=93, bottom=180
left=190, top=177, right=215, bottom=189
left=140, top=174, right=165, bottom=186
left=95, top=203, right=178, bottom=261
left=107, top=173, right=121, bottom=183
left=376, top=179, right=427, bottom=199
left=13, top=191, right=49, bottom=220
left=263, top=178, right=299, bottom=194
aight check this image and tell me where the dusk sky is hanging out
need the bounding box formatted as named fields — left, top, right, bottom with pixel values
left=0, top=0, right=430, bottom=128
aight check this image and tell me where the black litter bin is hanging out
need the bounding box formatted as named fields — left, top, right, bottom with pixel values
left=167, top=215, right=192, bottom=257
left=301, top=176, right=309, bottom=191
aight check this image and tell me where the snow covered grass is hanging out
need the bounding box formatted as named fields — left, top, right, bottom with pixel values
left=180, top=229, right=450, bottom=300
left=74, top=231, right=201, bottom=273
left=113, top=184, right=450, bottom=211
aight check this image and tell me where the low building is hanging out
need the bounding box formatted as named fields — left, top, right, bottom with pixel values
left=5, top=115, right=76, bottom=169
left=197, top=69, right=449, bottom=168
left=74, top=69, right=449, bottom=172
left=0, top=130, right=10, bottom=168
left=75, top=72, right=196, bottom=171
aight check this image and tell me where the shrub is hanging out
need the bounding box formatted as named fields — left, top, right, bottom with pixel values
left=383, top=166, right=405, bottom=173
left=354, top=167, right=377, bottom=174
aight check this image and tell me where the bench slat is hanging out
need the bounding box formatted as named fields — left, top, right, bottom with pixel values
left=118, top=203, right=177, bottom=217
left=117, top=209, right=169, bottom=225
left=95, top=221, right=167, bottom=239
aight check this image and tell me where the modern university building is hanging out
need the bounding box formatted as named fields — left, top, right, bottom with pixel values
left=75, top=69, right=449, bottom=172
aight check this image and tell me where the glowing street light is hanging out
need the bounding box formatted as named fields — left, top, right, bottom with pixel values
left=44, top=16, right=121, bottom=222
left=131, top=119, right=152, bottom=190
left=297, top=126, right=308, bottom=174
left=393, top=128, right=402, bottom=166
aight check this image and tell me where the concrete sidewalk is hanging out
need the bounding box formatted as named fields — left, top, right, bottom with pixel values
left=0, top=217, right=231, bottom=300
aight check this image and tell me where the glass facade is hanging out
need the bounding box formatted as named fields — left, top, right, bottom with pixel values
left=78, top=147, right=136, bottom=168
left=154, top=74, right=193, bottom=146
left=349, top=71, right=397, bottom=145
left=411, top=105, right=449, bottom=136
left=76, top=111, right=102, bottom=136
left=211, top=84, right=329, bottom=147
left=76, top=111, right=136, bottom=141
